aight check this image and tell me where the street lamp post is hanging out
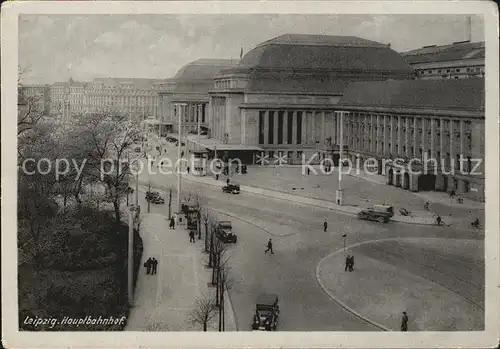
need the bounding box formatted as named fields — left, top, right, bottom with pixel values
left=128, top=206, right=136, bottom=306
left=336, top=111, right=345, bottom=206
left=342, top=233, right=347, bottom=255
left=176, top=103, right=186, bottom=220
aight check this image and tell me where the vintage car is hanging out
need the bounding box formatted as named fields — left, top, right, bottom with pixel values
left=252, top=293, right=280, bottom=331
left=357, top=204, right=394, bottom=223
left=145, top=191, right=165, bottom=204
left=222, top=184, right=240, bottom=194
left=216, top=221, right=237, bottom=243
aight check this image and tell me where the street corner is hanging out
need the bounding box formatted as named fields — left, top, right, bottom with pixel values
left=316, top=238, right=485, bottom=331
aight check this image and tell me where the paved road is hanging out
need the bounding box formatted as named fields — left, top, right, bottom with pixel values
left=137, top=152, right=481, bottom=331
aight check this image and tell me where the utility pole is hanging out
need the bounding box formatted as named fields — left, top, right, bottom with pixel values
left=147, top=182, right=151, bottom=213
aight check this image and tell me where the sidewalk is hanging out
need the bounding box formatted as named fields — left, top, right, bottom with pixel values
left=126, top=212, right=237, bottom=331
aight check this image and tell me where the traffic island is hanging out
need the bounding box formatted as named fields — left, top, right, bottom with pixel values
left=316, top=238, right=484, bottom=331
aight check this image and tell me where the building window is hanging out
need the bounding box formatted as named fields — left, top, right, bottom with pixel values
left=437, top=151, right=441, bottom=161
left=438, top=69, right=442, bottom=73
left=296, top=111, right=302, bottom=144
left=287, top=112, right=293, bottom=144
left=287, top=151, right=294, bottom=160
left=446, top=69, right=450, bottom=73
left=297, top=151, right=303, bottom=159
left=268, top=151, right=274, bottom=159
left=277, top=111, right=284, bottom=144
left=258, top=111, right=265, bottom=144
left=428, top=70, right=432, bottom=74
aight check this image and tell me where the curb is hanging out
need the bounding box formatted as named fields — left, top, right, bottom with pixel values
left=314, top=237, right=421, bottom=332
left=181, top=176, right=436, bottom=226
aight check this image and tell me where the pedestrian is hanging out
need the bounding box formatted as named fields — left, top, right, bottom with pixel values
left=349, top=255, right=354, bottom=272
left=169, top=217, right=175, bottom=229
left=323, top=219, right=328, bottom=232
left=181, top=150, right=184, bottom=157
left=151, top=258, right=158, bottom=275
left=226, top=177, right=230, bottom=185
left=215, top=174, right=219, bottom=180
left=264, top=238, right=274, bottom=254
left=144, top=257, right=152, bottom=275
left=401, top=311, right=408, bottom=332
left=345, top=255, right=350, bottom=271
left=307, top=167, right=310, bottom=175
left=187, top=166, right=190, bottom=174
left=189, top=230, right=195, bottom=243
left=436, top=215, right=442, bottom=226
left=164, top=149, right=167, bottom=154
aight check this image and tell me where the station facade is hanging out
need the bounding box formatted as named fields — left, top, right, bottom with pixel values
left=336, top=78, right=485, bottom=201
left=206, top=34, right=414, bottom=164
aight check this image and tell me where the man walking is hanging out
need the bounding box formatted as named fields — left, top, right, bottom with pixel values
left=226, top=177, right=230, bottom=185
left=348, top=255, right=354, bottom=272
left=189, top=230, right=196, bottom=243
left=323, top=219, right=328, bottom=232
left=144, top=257, right=152, bottom=275
left=264, top=238, right=274, bottom=254
left=401, top=311, right=408, bottom=332
left=169, top=217, right=175, bottom=230
left=345, top=255, right=350, bottom=271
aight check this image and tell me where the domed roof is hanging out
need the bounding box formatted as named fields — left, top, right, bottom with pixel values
left=174, top=59, right=239, bottom=81
left=236, top=34, right=412, bottom=73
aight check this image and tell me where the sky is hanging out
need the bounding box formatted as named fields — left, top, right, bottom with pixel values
left=18, top=14, right=484, bottom=85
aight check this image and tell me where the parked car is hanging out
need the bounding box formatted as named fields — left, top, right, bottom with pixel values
left=145, top=191, right=164, bottom=204
left=222, top=184, right=240, bottom=194
left=134, top=146, right=141, bottom=152
left=252, top=294, right=280, bottom=331
left=357, top=204, right=394, bottom=223
left=216, top=221, right=237, bottom=243
left=175, top=141, right=186, bottom=146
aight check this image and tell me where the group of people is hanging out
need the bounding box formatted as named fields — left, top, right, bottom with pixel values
left=144, top=257, right=158, bottom=275
left=344, top=255, right=355, bottom=272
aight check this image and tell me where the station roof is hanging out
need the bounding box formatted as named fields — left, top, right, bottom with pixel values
left=401, top=41, right=485, bottom=64
left=226, top=34, right=412, bottom=73
left=338, top=78, right=485, bottom=112
left=174, top=59, right=239, bottom=81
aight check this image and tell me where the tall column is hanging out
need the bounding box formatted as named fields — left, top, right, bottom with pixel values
left=264, top=110, right=269, bottom=145
left=334, top=112, right=339, bottom=144
left=383, top=115, right=388, bottom=155
left=439, top=118, right=444, bottom=165
left=292, top=111, right=297, bottom=145
left=449, top=119, right=454, bottom=170
left=405, top=116, right=410, bottom=158
left=376, top=114, right=381, bottom=155
left=421, top=117, right=426, bottom=161
left=430, top=117, right=436, bottom=158
left=311, top=112, right=316, bottom=144
left=459, top=120, right=465, bottom=164
left=412, top=117, right=418, bottom=158
left=397, top=115, right=402, bottom=156
left=362, top=113, right=370, bottom=151
left=321, top=111, right=326, bottom=144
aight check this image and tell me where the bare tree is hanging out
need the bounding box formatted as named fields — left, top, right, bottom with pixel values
left=75, top=113, right=142, bottom=222
left=188, top=294, right=217, bottom=332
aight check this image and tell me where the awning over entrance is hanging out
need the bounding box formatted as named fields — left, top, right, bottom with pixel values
left=185, top=135, right=262, bottom=151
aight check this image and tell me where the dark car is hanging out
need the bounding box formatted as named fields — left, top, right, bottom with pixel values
left=252, top=294, right=280, bottom=331
left=145, top=191, right=164, bottom=204
left=357, top=205, right=393, bottom=223
left=216, top=221, right=237, bottom=243
left=222, top=184, right=240, bottom=194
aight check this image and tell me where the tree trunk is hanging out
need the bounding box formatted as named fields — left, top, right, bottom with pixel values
left=221, top=283, right=225, bottom=331
left=208, top=231, right=214, bottom=267
left=203, top=322, right=207, bottom=332
left=215, top=268, right=220, bottom=307
left=113, top=200, right=121, bottom=222
left=218, top=282, right=223, bottom=332
left=204, top=223, right=209, bottom=252
left=73, top=176, right=84, bottom=204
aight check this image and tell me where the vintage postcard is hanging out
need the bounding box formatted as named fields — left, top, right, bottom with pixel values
left=2, top=1, right=499, bottom=348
